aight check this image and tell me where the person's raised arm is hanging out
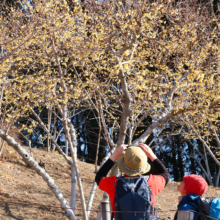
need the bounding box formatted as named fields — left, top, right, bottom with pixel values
left=139, top=143, right=157, bottom=161
left=109, top=144, right=128, bottom=162
left=95, top=145, right=127, bottom=185
left=139, top=143, right=170, bottom=186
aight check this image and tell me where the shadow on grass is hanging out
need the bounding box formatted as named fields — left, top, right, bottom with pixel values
left=4, top=203, right=23, bottom=220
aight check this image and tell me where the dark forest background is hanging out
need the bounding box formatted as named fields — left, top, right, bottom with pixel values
left=17, top=106, right=220, bottom=185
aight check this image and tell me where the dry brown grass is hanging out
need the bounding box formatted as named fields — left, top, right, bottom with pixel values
left=0, top=143, right=220, bottom=220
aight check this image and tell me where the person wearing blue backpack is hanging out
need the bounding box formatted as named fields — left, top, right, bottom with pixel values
left=174, top=174, right=220, bottom=220
left=95, top=144, right=170, bottom=220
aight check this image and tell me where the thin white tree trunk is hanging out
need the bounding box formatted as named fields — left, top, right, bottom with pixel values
left=62, top=117, right=88, bottom=220
left=29, top=140, right=33, bottom=157
left=95, top=123, right=102, bottom=172
left=0, top=125, right=11, bottom=156
left=0, top=129, right=77, bottom=220
left=0, top=139, right=5, bottom=156
left=99, top=98, right=116, bottom=149
left=70, top=163, right=77, bottom=213
left=67, top=120, right=77, bottom=213
left=65, top=138, right=68, bottom=155
left=62, top=113, right=86, bottom=220
left=51, top=36, right=87, bottom=220
left=87, top=181, right=97, bottom=218
left=54, top=127, right=64, bottom=151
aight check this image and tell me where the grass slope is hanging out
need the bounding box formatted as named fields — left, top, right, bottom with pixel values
left=0, top=145, right=220, bottom=220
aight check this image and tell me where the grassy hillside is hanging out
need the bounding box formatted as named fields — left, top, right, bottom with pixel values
left=0, top=144, right=220, bottom=220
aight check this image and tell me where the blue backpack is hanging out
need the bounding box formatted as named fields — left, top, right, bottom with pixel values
left=208, top=198, right=220, bottom=219
left=113, top=176, right=157, bottom=220
left=175, top=195, right=220, bottom=220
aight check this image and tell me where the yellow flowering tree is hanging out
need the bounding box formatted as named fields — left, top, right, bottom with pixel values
left=0, top=0, right=220, bottom=218
left=0, top=0, right=90, bottom=219
left=77, top=0, right=220, bottom=151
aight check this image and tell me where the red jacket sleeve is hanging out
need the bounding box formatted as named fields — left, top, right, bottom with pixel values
left=99, top=176, right=117, bottom=207
left=147, top=174, right=166, bottom=205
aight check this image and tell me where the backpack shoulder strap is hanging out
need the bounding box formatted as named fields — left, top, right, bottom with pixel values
left=141, top=175, right=149, bottom=181
left=140, top=175, right=157, bottom=207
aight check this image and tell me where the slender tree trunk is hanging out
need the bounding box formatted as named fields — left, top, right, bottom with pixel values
left=65, top=138, right=68, bottom=155
left=70, top=163, right=77, bottom=213
left=0, top=140, right=5, bottom=156
left=87, top=181, right=97, bottom=218
left=215, top=167, right=220, bottom=187
left=95, top=124, right=101, bottom=172
left=99, top=97, right=119, bottom=176
left=28, top=140, right=33, bottom=157
left=0, top=130, right=77, bottom=220
left=51, top=36, right=87, bottom=220
left=203, top=144, right=213, bottom=185
left=99, top=98, right=116, bottom=149
left=68, top=120, right=77, bottom=213
left=128, top=119, right=134, bottom=145
left=116, top=69, right=131, bottom=146
left=62, top=115, right=88, bottom=220
left=0, top=125, right=11, bottom=156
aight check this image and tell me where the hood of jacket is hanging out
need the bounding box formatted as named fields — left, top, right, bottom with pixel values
left=178, top=194, right=201, bottom=209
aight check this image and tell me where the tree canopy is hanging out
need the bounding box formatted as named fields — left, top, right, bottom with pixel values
left=0, top=0, right=220, bottom=218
